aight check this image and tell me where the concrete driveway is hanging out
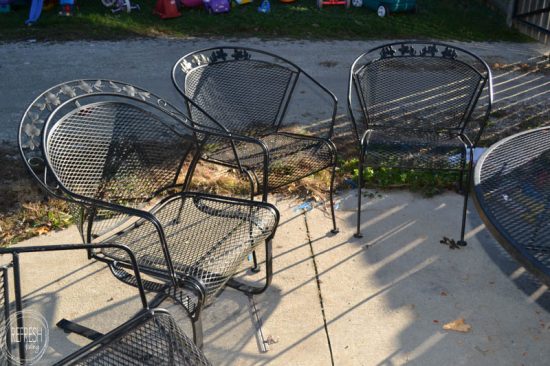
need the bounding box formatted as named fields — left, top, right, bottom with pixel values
left=1, top=39, right=548, bottom=143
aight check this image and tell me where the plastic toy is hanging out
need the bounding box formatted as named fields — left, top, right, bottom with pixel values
left=0, top=0, right=11, bottom=13
left=153, top=0, right=180, bottom=18
left=102, top=0, right=140, bottom=13
left=234, top=0, right=252, bottom=4
left=58, top=0, right=74, bottom=16
left=25, top=0, right=43, bottom=24
left=181, top=0, right=202, bottom=7
left=317, top=0, right=349, bottom=9
left=257, top=0, right=269, bottom=12
left=361, top=0, right=416, bottom=17
left=203, top=0, right=229, bottom=14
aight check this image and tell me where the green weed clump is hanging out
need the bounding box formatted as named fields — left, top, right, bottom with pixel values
left=341, top=158, right=460, bottom=197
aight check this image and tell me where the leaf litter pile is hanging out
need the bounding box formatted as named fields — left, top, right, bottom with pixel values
left=0, top=143, right=334, bottom=246
left=0, top=143, right=73, bottom=246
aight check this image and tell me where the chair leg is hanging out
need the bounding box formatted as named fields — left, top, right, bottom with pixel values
left=457, top=151, right=473, bottom=246
left=227, top=238, right=273, bottom=295
left=354, top=156, right=364, bottom=238
left=250, top=250, right=261, bottom=273
left=56, top=319, right=104, bottom=341
left=457, top=148, right=467, bottom=194
left=192, top=314, right=204, bottom=349
left=329, top=164, right=339, bottom=234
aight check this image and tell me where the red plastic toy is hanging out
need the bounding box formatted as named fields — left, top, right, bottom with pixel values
left=317, top=0, right=349, bottom=8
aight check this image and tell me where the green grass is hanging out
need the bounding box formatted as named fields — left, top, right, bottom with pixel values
left=0, top=0, right=530, bottom=42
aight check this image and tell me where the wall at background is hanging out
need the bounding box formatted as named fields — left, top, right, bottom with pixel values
left=488, top=0, right=511, bottom=13
left=488, top=0, right=550, bottom=44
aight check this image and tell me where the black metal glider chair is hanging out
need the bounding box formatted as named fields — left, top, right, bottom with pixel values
left=0, top=244, right=211, bottom=365
left=18, top=80, right=279, bottom=348
left=348, top=41, right=492, bottom=244
left=172, top=46, right=339, bottom=234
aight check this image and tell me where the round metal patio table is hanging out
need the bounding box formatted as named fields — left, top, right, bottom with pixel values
left=473, top=126, right=550, bottom=286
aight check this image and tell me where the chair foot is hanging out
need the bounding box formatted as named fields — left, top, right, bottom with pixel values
left=192, top=315, right=204, bottom=349
left=457, top=240, right=467, bottom=246
left=354, top=233, right=363, bottom=238
left=250, top=266, right=261, bottom=274
left=330, top=228, right=339, bottom=234
left=57, top=319, right=104, bottom=341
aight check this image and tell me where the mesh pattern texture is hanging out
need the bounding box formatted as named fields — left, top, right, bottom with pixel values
left=476, top=128, right=550, bottom=276
left=177, top=48, right=336, bottom=192
left=44, top=98, right=277, bottom=305
left=67, top=310, right=211, bottom=366
left=204, top=133, right=334, bottom=190
left=351, top=43, right=490, bottom=171
left=102, top=194, right=276, bottom=301
left=186, top=60, right=295, bottom=135
left=47, top=102, right=195, bottom=237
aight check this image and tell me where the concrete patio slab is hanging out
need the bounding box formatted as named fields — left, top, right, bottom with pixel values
left=306, top=190, right=550, bottom=365
left=5, top=190, right=550, bottom=365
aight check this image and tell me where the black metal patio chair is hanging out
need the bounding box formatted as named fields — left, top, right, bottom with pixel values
left=172, top=46, right=339, bottom=235
left=0, top=244, right=211, bottom=365
left=348, top=41, right=492, bottom=244
left=18, top=80, right=280, bottom=348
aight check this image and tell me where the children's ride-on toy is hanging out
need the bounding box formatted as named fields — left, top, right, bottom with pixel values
left=358, top=0, right=416, bottom=17
left=317, top=0, right=349, bottom=8
left=204, top=0, right=230, bottom=13
left=181, top=0, right=202, bottom=8
left=102, top=0, right=140, bottom=13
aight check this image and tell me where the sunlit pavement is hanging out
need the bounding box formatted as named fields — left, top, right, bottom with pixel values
left=11, top=191, right=550, bottom=365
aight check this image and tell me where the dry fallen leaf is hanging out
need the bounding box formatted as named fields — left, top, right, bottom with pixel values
left=35, top=226, right=51, bottom=235
left=443, top=318, right=471, bottom=333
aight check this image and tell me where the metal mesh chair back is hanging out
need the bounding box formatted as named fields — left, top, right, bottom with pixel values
left=44, top=96, right=196, bottom=209
left=19, top=80, right=176, bottom=200
left=349, top=42, right=492, bottom=140
left=173, top=47, right=299, bottom=136
left=65, top=310, right=211, bottom=366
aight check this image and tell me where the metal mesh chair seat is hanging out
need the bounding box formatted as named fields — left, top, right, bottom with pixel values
left=64, top=309, right=211, bottom=366
left=204, top=133, right=335, bottom=191
left=363, top=128, right=466, bottom=170
left=100, top=193, right=277, bottom=301
left=349, top=42, right=492, bottom=242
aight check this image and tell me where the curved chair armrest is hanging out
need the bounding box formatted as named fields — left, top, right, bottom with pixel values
left=64, top=197, right=181, bottom=289
left=179, top=191, right=280, bottom=240
left=0, top=243, right=149, bottom=310
left=294, top=69, right=338, bottom=140
left=202, top=129, right=270, bottom=170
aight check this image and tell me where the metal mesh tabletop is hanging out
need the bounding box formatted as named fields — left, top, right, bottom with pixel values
left=473, top=126, right=550, bottom=285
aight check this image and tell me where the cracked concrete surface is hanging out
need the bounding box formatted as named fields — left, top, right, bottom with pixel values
left=7, top=192, right=550, bottom=365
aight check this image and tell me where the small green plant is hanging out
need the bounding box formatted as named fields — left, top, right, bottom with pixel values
left=341, top=158, right=460, bottom=197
